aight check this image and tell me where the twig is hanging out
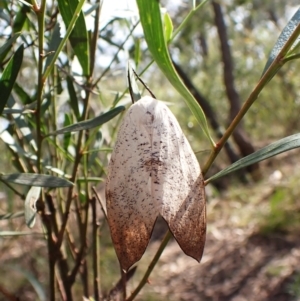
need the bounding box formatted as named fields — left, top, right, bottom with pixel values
left=91, top=197, right=101, bottom=300
left=126, top=231, right=172, bottom=301
left=92, top=186, right=107, bottom=219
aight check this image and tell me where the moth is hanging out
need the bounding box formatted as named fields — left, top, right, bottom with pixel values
left=106, top=96, right=206, bottom=271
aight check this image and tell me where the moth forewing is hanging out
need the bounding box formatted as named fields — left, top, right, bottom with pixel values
left=106, top=96, right=206, bottom=271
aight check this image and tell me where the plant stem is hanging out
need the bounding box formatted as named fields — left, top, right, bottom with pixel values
left=35, top=0, right=46, bottom=174
left=43, top=0, right=86, bottom=81
left=172, top=0, right=210, bottom=39
left=202, top=22, right=300, bottom=175
left=91, top=197, right=101, bottom=300
left=126, top=231, right=172, bottom=301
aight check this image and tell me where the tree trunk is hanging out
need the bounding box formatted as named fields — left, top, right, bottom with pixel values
left=173, top=61, right=247, bottom=186
left=212, top=1, right=261, bottom=180
left=173, top=61, right=240, bottom=164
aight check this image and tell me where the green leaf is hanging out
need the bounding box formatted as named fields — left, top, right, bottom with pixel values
left=57, top=0, right=90, bottom=75
left=67, top=76, right=80, bottom=120
left=262, top=8, right=300, bottom=76
left=43, top=0, right=87, bottom=80
left=0, top=33, right=20, bottom=63
left=44, top=23, right=63, bottom=72
left=13, top=4, right=30, bottom=33
left=0, top=231, right=42, bottom=236
left=0, top=44, right=24, bottom=115
left=3, top=265, right=46, bottom=301
left=63, top=113, right=72, bottom=150
left=47, top=106, right=125, bottom=136
left=134, top=37, right=141, bottom=67
left=76, top=176, right=104, bottom=183
left=0, top=173, right=74, bottom=187
left=163, top=13, right=173, bottom=43
left=0, top=129, right=37, bottom=161
left=13, top=82, right=33, bottom=105
left=207, top=133, right=300, bottom=183
left=136, top=0, right=213, bottom=145
left=7, top=95, right=37, bottom=151
left=0, top=211, right=24, bottom=220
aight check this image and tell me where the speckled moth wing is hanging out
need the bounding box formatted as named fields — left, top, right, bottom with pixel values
left=106, top=96, right=206, bottom=271
left=143, top=98, right=206, bottom=262
left=106, top=98, right=161, bottom=271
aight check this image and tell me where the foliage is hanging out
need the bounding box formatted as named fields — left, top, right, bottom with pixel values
left=0, top=0, right=300, bottom=300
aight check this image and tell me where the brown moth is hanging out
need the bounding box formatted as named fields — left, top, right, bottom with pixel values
left=106, top=96, right=206, bottom=271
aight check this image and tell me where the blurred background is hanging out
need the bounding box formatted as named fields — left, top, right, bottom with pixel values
left=1, top=0, right=300, bottom=300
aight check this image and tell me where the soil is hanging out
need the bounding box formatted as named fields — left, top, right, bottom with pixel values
left=142, top=227, right=300, bottom=301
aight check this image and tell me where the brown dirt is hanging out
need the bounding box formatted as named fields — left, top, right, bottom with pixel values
left=141, top=228, right=300, bottom=301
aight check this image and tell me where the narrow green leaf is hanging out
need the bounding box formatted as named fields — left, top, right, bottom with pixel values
left=47, top=106, right=125, bottom=136
left=134, top=37, right=141, bottom=67
left=76, top=176, right=104, bottom=183
left=136, top=0, right=213, bottom=145
left=163, top=13, right=173, bottom=43
left=67, top=76, right=80, bottom=120
left=0, top=173, right=74, bottom=187
left=88, top=131, right=102, bottom=167
left=262, top=8, right=300, bottom=76
left=0, top=211, right=24, bottom=220
left=13, top=82, right=33, bottom=105
left=0, top=44, right=24, bottom=115
left=0, top=129, right=37, bottom=160
left=43, top=0, right=87, bottom=80
left=207, top=133, right=300, bottom=183
left=0, top=33, right=20, bottom=63
left=63, top=113, right=72, bottom=150
left=3, top=265, right=46, bottom=301
left=44, top=23, right=62, bottom=72
left=7, top=95, right=37, bottom=151
left=13, top=4, right=30, bottom=33
left=57, top=0, right=89, bottom=75
left=0, top=231, right=42, bottom=236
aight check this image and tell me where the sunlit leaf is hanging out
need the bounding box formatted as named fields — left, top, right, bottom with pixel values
left=136, top=0, right=213, bottom=145
left=262, top=8, right=300, bottom=76
left=57, top=0, right=89, bottom=75
left=163, top=13, right=173, bottom=42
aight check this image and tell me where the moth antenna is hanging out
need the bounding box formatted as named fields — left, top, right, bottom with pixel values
left=132, top=68, right=156, bottom=99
